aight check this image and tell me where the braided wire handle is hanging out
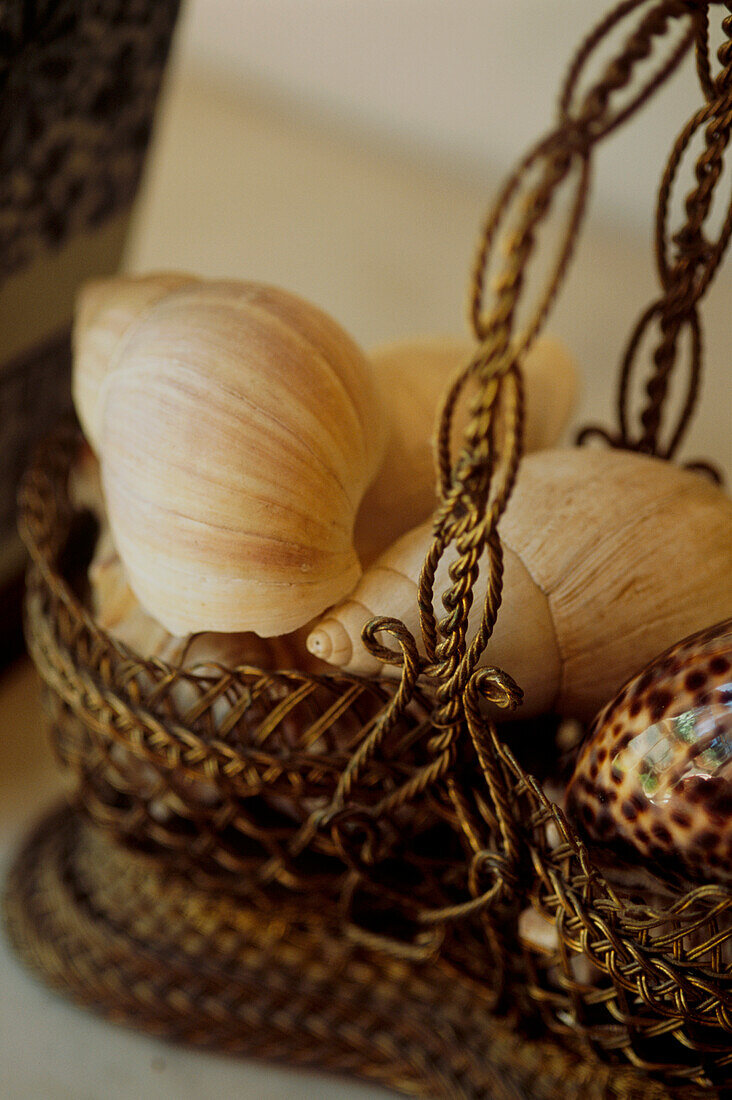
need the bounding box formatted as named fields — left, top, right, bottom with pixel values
left=578, top=1, right=732, bottom=478
left=315, top=0, right=732, bottom=926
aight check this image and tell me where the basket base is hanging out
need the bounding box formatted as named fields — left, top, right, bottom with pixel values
left=3, top=804, right=677, bottom=1100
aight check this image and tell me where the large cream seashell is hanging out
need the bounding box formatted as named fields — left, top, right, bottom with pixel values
left=75, top=444, right=333, bottom=674
left=73, top=272, right=196, bottom=450
left=308, top=448, right=732, bottom=721
left=90, top=531, right=330, bottom=676
left=355, top=334, right=578, bottom=565
left=77, top=276, right=386, bottom=637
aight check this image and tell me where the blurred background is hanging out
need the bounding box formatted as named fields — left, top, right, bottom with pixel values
left=129, top=0, right=731, bottom=468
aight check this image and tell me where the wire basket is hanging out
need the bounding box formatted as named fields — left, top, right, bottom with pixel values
left=8, top=802, right=686, bottom=1100
left=6, top=1, right=732, bottom=1095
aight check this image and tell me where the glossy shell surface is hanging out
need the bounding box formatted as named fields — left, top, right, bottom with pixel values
left=567, top=619, right=732, bottom=885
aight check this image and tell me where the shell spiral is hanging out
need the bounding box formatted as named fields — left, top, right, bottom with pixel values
left=74, top=276, right=386, bottom=636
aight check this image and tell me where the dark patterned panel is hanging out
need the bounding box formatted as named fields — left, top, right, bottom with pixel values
left=0, top=0, right=180, bottom=279
left=0, top=330, right=72, bottom=535
left=0, top=0, right=180, bottom=644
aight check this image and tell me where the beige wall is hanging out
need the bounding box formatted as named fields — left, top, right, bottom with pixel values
left=127, top=3, right=732, bottom=475
left=174, top=0, right=723, bottom=231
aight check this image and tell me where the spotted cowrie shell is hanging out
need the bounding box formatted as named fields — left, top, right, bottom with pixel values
left=566, top=619, right=732, bottom=886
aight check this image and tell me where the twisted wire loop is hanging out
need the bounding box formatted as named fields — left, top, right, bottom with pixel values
left=308, top=0, right=732, bottom=1072
left=305, top=0, right=717, bottom=946
left=392, top=3, right=694, bottom=803
left=433, top=0, right=700, bottom=740
left=578, top=1, right=732, bottom=478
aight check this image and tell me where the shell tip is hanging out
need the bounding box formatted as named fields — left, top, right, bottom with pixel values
left=306, top=620, right=354, bottom=667
left=306, top=626, right=334, bottom=662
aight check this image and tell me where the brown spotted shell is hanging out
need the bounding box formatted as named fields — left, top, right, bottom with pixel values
left=566, top=618, right=732, bottom=886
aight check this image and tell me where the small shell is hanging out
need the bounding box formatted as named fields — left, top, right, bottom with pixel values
left=566, top=619, right=732, bottom=885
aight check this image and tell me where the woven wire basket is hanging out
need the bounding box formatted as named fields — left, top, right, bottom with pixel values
left=7, top=1, right=732, bottom=1096
left=19, top=425, right=447, bottom=902
left=8, top=802, right=683, bottom=1100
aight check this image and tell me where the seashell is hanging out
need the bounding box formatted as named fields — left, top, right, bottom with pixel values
left=88, top=528, right=176, bottom=656
left=73, top=272, right=196, bottom=450
left=307, top=448, right=732, bottom=721
left=87, top=523, right=330, bottom=676
left=355, top=334, right=578, bottom=565
left=566, top=619, right=732, bottom=885
left=71, top=448, right=172, bottom=655
left=75, top=446, right=332, bottom=676
left=87, top=526, right=332, bottom=824
left=518, top=906, right=561, bottom=955
left=74, top=275, right=386, bottom=637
